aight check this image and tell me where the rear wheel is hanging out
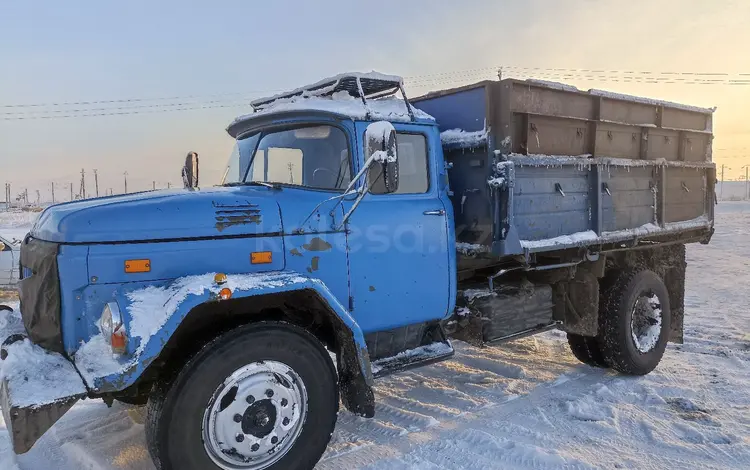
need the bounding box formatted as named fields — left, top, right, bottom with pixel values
left=597, top=269, right=671, bottom=375
left=566, top=333, right=608, bottom=368
left=146, top=322, right=339, bottom=470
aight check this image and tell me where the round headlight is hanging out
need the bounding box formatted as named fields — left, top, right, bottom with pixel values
left=100, top=304, right=114, bottom=344
left=100, top=302, right=123, bottom=346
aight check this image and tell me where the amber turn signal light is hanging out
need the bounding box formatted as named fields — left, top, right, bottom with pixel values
left=219, top=287, right=232, bottom=300
left=125, top=259, right=151, bottom=273
left=251, top=251, right=272, bottom=264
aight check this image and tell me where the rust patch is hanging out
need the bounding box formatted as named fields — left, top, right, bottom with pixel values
left=368, top=285, right=376, bottom=292
left=215, top=214, right=262, bottom=231
left=306, top=256, right=320, bottom=273
left=303, top=237, right=332, bottom=252
left=214, top=204, right=262, bottom=232
left=290, top=248, right=303, bottom=257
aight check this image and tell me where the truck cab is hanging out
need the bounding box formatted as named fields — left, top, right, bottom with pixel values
left=1, top=73, right=459, bottom=469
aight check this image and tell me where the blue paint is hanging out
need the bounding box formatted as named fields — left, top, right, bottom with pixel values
left=411, top=85, right=488, bottom=133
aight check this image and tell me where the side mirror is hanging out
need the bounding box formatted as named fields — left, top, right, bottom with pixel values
left=182, top=151, right=199, bottom=189
left=365, top=121, right=399, bottom=194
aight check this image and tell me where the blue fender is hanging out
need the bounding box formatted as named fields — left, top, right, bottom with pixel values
left=74, top=271, right=373, bottom=393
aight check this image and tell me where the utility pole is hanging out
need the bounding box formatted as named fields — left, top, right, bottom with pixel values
left=51, top=182, right=55, bottom=203
left=153, top=181, right=156, bottom=191
left=24, top=189, right=29, bottom=205
left=743, top=165, right=750, bottom=201
left=35, top=190, right=40, bottom=205
left=69, top=183, right=73, bottom=201
left=720, top=164, right=730, bottom=200
left=78, top=168, right=86, bottom=199
left=124, top=171, right=128, bottom=194
left=497, top=66, right=503, bottom=81
left=167, top=182, right=171, bottom=189
left=94, top=169, right=99, bottom=197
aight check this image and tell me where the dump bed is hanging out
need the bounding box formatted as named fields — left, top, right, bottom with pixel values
left=412, top=79, right=715, bottom=265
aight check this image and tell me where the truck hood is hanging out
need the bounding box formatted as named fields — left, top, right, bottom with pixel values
left=32, top=187, right=283, bottom=244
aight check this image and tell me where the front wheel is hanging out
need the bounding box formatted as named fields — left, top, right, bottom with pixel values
left=146, top=322, right=339, bottom=470
left=597, top=269, right=671, bottom=375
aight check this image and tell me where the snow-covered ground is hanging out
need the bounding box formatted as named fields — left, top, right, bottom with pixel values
left=1, top=203, right=749, bottom=469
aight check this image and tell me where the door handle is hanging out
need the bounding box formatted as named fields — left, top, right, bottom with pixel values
left=424, top=209, right=445, bottom=216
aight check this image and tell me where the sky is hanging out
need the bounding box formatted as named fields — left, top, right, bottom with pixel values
left=2, top=0, right=749, bottom=201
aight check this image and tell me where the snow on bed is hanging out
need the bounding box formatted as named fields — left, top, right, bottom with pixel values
left=2, top=203, right=750, bottom=470
left=521, top=230, right=600, bottom=249
left=521, top=216, right=711, bottom=250
left=509, top=153, right=714, bottom=169
left=440, top=128, right=488, bottom=148
left=589, top=88, right=715, bottom=114
left=525, top=79, right=581, bottom=92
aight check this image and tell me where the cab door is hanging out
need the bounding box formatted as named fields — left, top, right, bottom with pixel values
left=345, top=122, right=453, bottom=334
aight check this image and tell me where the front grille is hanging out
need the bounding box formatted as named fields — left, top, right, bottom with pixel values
left=18, top=238, right=64, bottom=353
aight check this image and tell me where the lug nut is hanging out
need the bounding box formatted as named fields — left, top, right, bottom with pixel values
left=271, top=436, right=278, bottom=444
left=251, top=444, right=260, bottom=452
left=280, top=398, right=288, bottom=407
left=282, top=417, right=290, bottom=426
left=246, top=395, right=255, bottom=404
left=266, top=389, right=274, bottom=398
left=233, top=414, right=242, bottom=423
left=235, top=434, right=244, bottom=443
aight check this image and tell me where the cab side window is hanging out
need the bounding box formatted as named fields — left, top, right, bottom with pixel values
left=393, top=133, right=429, bottom=194
left=369, top=132, right=429, bottom=195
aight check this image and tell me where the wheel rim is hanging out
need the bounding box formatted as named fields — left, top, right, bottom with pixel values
left=202, top=361, right=308, bottom=470
left=630, top=292, right=663, bottom=353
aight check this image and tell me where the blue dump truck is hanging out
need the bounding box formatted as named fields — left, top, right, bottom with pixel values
left=0, top=72, right=715, bottom=469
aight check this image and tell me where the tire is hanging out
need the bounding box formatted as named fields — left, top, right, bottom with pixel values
left=597, top=269, right=671, bottom=375
left=567, top=333, right=609, bottom=368
left=146, top=322, right=339, bottom=470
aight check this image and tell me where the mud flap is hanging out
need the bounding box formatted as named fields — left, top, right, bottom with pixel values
left=0, top=308, right=88, bottom=454
left=0, top=384, right=84, bottom=454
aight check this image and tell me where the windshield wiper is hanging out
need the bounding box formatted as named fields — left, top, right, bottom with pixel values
left=224, top=181, right=282, bottom=190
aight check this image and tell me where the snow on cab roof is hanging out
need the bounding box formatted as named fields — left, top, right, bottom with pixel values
left=227, top=72, right=434, bottom=136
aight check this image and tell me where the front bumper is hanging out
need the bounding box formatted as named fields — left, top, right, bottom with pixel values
left=0, top=307, right=87, bottom=454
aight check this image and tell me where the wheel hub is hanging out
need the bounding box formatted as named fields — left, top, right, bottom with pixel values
left=202, top=361, right=308, bottom=470
left=241, top=400, right=276, bottom=438
left=630, top=293, right=663, bottom=353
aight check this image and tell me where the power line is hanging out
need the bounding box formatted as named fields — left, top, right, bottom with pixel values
left=4, top=65, right=749, bottom=110
left=0, top=89, right=283, bottom=109
left=0, top=96, right=263, bottom=116
left=0, top=101, right=253, bottom=121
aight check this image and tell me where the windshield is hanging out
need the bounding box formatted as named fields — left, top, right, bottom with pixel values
left=222, top=124, right=351, bottom=190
